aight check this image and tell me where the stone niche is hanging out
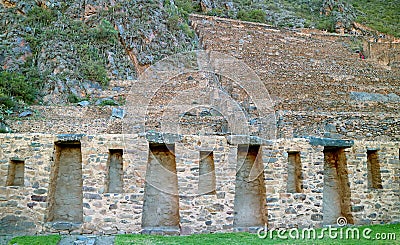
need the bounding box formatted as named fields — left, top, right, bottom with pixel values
left=105, top=149, right=124, bottom=193
left=367, top=150, right=383, bottom=189
left=233, top=145, right=267, bottom=228
left=47, top=141, right=83, bottom=222
left=322, top=147, right=353, bottom=225
left=198, top=151, right=216, bottom=195
left=142, top=143, right=180, bottom=231
left=287, top=151, right=302, bottom=193
left=6, top=159, right=25, bottom=186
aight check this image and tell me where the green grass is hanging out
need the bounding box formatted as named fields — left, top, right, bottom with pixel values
left=7, top=224, right=399, bottom=244
left=115, top=224, right=400, bottom=245
left=8, top=235, right=61, bottom=245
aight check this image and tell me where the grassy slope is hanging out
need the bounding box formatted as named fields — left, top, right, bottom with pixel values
left=351, top=0, right=400, bottom=37
left=183, top=0, right=399, bottom=37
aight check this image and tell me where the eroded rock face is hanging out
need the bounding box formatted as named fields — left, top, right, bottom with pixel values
left=0, top=0, right=197, bottom=104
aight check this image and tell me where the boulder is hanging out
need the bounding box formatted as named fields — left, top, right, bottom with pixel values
left=77, top=101, right=90, bottom=107
left=111, top=108, right=125, bottom=119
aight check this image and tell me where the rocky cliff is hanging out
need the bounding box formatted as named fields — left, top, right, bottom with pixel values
left=0, top=0, right=197, bottom=104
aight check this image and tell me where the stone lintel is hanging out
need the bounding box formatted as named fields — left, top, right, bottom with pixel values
left=9, top=157, right=25, bottom=161
left=145, top=131, right=182, bottom=145
left=305, top=136, right=354, bottom=148
left=226, top=135, right=273, bottom=146
left=55, top=134, right=85, bottom=144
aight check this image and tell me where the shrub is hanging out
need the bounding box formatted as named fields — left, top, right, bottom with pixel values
left=0, top=71, right=37, bottom=107
left=25, top=6, right=57, bottom=27
left=89, top=20, right=118, bottom=43
left=316, top=15, right=335, bottom=32
left=180, top=22, right=195, bottom=38
left=237, top=9, right=266, bottom=23
left=79, top=46, right=109, bottom=87
left=167, top=14, right=181, bottom=30
left=99, top=100, right=118, bottom=106
left=80, top=59, right=109, bottom=87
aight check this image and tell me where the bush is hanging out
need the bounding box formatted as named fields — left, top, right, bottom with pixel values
left=79, top=46, right=109, bottom=87
left=89, top=20, right=118, bottom=43
left=25, top=6, right=57, bottom=27
left=316, top=16, right=335, bottom=32
left=167, top=14, right=181, bottom=30
left=237, top=9, right=266, bottom=23
left=99, top=99, right=118, bottom=106
left=0, top=71, right=37, bottom=108
left=180, top=22, right=195, bottom=38
left=80, top=60, right=109, bottom=87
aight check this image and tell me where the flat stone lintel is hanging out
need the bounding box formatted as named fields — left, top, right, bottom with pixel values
left=305, top=136, right=354, bottom=148
left=56, top=134, right=85, bottom=143
left=145, top=131, right=182, bottom=144
left=226, top=135, right=273, bottom=146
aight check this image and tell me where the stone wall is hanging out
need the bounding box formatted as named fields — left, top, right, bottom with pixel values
left=365, top=41, right=400, bottom=67
left=191, top=15, right=400, bottom=142
left=0, top=134, right=398, bottom=235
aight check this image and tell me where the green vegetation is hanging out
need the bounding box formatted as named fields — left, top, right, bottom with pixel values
left=0, top=71, right=38, bottom=108
left=7, top=224, right=399, bottom=245
left=79, top=45, right=110, bottom=87
left=8, top=235, right=61, bottom=245
left=98, top=99, right=118, bottom=106
left=23, top=14, right=112, bottom=86
left=1, top=3, right=114, bottom=106
left=89, top=19, right=118, bottom=43
left=175, top=0, right=201, bottom=18
left=25, top=6, right=57, bottom=27
left=237, top=9, right=266, bottom=23
left=0, top=0, right=397, bottom=116
left=115, top=224, right=400, bottom=245
left=351, top=0, right=400, bottom=37
left=165, top=0, right=196, bottom=40
left=172, top=0, right=398, bottom=36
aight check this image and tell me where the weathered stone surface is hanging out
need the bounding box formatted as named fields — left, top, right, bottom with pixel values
left=31, top=195, right=47, bottom=202
left=56, top=134, right=85, bottom=142
left=0, top=215, right=36, bottom=234
left=311, top=214, right=323, bottom=221
left=285, top=207, right=297, bottom=214
left=18, top=111, right=33, bottom=118
left=226, top=135, right=273, bottom=145
left=145, top=131, right=182, bottom=144
left=111, top=108, right=125, bottom=119
left=51, top=222, right=81, bottom=231
left=83, top=193, right=102, bottom=200
left=351, top=206, right=365, bottom=212
left=77, top=101, right=90, bottom=107
left=349, top=92, right=389, bottom=102
left=49, top=143, right=83, bottom=222
left=305, top=136, right=354, bottom=148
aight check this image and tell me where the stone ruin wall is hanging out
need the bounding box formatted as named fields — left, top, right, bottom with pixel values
left=1, top=15, right=399, bottom=237
left=365, top=41, right=400, bottom=67
left=190, top=15, right=400, bottom=142
left=0, top=134, right=398, bottom=235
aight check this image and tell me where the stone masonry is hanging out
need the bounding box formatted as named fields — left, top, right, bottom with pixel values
left=0, top=15, right=399, bottom=236
left=0, top=134, right=399, bottom=235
